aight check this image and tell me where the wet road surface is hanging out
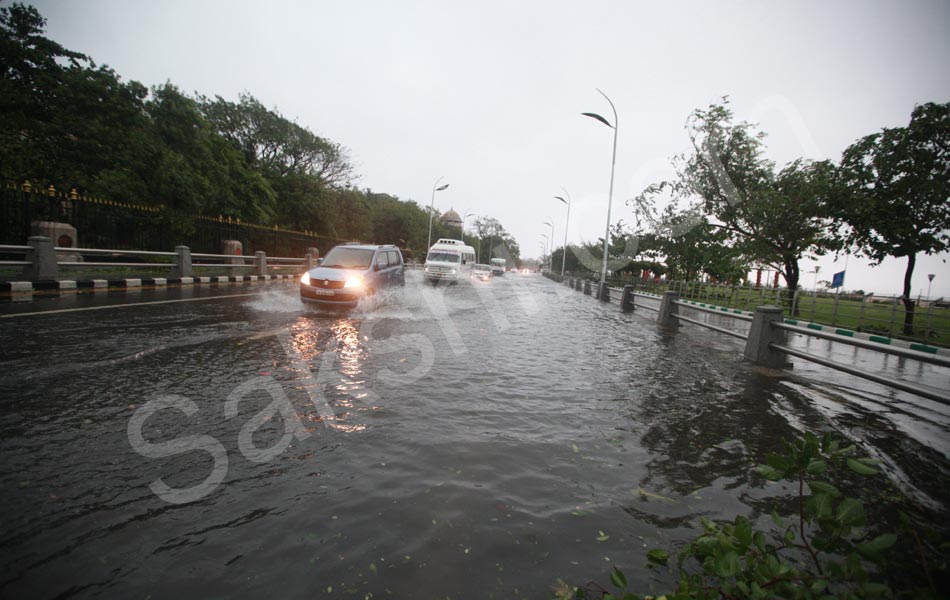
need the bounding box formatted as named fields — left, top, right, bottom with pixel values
left=1, top=273, right=947, bottom=598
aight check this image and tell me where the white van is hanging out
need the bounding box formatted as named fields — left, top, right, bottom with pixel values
left=424, top=238, right=477, bottom=284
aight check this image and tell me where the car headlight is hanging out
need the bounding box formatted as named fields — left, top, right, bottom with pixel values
left=344, top=276, right=364, bottom=289
left=450, top=269, right=456, bottom=274
left=300, top=272, right=310, bottom=285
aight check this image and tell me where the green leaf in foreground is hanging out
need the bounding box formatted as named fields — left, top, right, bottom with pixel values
left=847, top=458, right=879, bottom=475
left=646, top=549, right=669, bottom=565
left=857, top=533, right=897, bottom=561
left=609, top=566, right=627, bottom=589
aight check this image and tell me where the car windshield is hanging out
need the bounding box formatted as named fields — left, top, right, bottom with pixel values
left=321, top=247, right=375, bottom=269
left=474, top=264, right=491, bottom=270
left=426, top=252, right=461, bottom=263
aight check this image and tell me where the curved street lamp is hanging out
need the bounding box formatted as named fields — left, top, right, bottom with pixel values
left=426, top=177, right=450, bottom=251
left=543, top=218, right=555, bottom=264
left=461, top=211, right=474, bottom=240
left=554, top=187, right=571, bottom=278
left=582, top=88, right=618, bottom=292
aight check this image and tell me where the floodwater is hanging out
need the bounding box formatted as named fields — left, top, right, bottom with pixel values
left=0, top=272, right=947, bottom=598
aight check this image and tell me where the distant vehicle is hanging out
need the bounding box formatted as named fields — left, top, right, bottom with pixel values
left=490, top=258, right=506, bottom=276
left=424, top=238, right=476, bottom=284
left=471, top=263, right=493, bottom=281
left=300, top=243, right=404, bottom=307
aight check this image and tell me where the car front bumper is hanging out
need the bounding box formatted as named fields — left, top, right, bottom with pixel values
left=300, top=283, right=363, bottom=306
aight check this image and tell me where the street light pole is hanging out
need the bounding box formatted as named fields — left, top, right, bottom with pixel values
left=582, top=88, right=618, bottom=290
left=544, top=219, right=554, bottom=260
left=426, top=177, right=450, bottom=252
left=555, top=188, right=571, bottom=278
left=540, top=233, right=548, bottom=271
left=461, top=211, right=474, bottom=241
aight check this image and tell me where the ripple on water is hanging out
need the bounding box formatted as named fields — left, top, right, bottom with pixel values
left=1, top=275, right=947, bottom=598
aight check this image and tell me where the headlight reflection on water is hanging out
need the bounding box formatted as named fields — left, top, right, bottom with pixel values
left=285, top=317, right=370, bottom=433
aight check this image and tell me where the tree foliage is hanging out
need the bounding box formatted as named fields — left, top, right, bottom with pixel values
left=831, top=102, right=950, bottom=334
left=0, top=3, right=524, bottom=260
left=638, top=100, right=834, bottom=303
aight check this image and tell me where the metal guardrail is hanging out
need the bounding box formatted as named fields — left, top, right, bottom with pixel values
left=770, top=343, right=948, bottom=404
left=56, top=247, right=177, bottom=257
left=2, top=238, right=316, bottom=280
left=607, top=276, right=949, bottom=346
left=676, top=313, right=749, bottom=340
left=555, top=274, right=949, bottom=404
left=675, top=300, right=754, bottom=322
left=774, top=321, right=950, bottom=368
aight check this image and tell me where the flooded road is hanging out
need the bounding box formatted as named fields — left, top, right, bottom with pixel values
left=1, top=273, right=948, bottom=598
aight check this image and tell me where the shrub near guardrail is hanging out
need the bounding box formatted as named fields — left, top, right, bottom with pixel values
left=554, top=432, right=946, bottom=600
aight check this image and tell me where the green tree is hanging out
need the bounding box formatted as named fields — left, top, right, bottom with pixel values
left=0, top=3, right=151, bottom=192
left=639, top=100, right=834, bottom=308
left=145, top=84, right=275, bottom=222
left=832, top=102, right=950, bottom=336
left=200, top=93, right=354, bottom=234
left=473, top=216, right=520, bottom=266
left=657, top=208, right=747, bottom=282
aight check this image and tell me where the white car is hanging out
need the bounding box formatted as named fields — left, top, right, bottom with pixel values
left=471, top=264, right=493, bottom=281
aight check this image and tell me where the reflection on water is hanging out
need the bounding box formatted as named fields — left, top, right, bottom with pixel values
left=0, top=275, right=947, bottom=598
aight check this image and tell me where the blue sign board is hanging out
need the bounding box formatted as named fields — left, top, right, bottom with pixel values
left=831, top=270, right=845, bottom=289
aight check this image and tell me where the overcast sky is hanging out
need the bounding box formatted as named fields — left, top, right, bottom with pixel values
left=30, top=0, right=950, bottom=297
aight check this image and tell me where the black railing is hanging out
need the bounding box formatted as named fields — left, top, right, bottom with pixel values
left=1, top=181, right=346, bottom=258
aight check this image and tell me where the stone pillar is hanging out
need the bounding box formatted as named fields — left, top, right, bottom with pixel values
left=621, top=284, right=635, bottom=313
left=32, top=221, right=80, bottom=263
left=222, top=240, right=244, bottom=265
left=171, top=245, right=192, bottom=278
left=583, top=280, right=592, bottom=295
left=305, top=253, right=315, bottom=271
left=24, top=236, right=57, bottom=280
left=743, top=306, right=788, bottom=368
left=255, top=251, right=267, bottom=277
left=657, top=290, right=681, bottom=327
left=599, top=282, right=610, bottom=303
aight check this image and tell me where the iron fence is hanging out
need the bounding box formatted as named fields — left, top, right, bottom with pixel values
left=1, top=181, right=346, bottom=259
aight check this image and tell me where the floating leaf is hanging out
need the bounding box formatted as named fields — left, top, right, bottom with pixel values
left=646, top=549, right=669, bottom=565
left=770, top=511, right=786, bottom=529
left=596, top=530, right=610, bottom=542
left=609, top=566, right=627, bottom=588
left=635, top=487, right=675, bottom=502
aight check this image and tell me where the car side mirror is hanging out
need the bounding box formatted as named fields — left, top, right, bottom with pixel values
left=374, top=263, right=381, bottom=271
left=317, top=257, right=324, bottom=264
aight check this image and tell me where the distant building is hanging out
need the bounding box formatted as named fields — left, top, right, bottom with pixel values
left=440, top=208, right=462, bottom=229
